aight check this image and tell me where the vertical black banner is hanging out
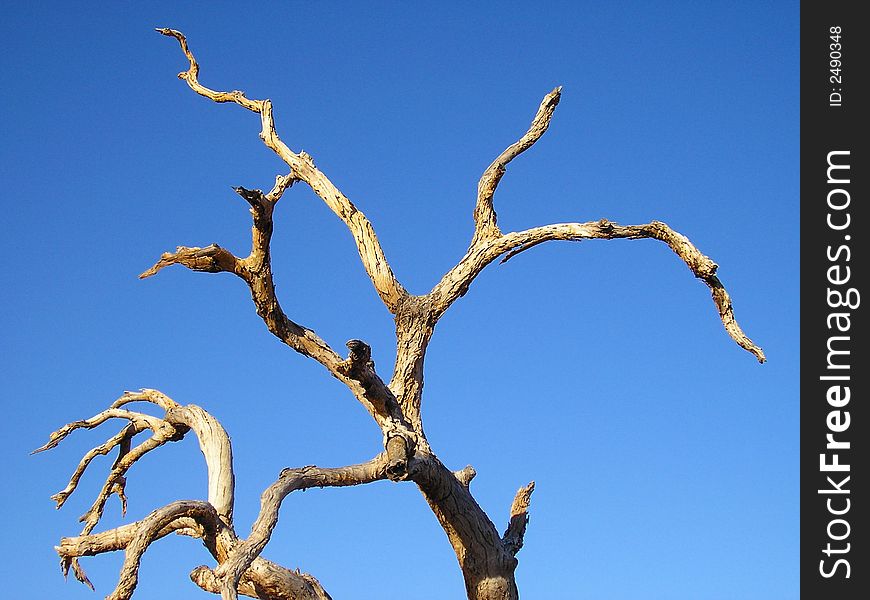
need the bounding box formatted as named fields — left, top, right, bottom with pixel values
left=801, top=2, right=867, bottom=597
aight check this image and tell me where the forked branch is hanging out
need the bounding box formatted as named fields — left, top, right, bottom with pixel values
left=56, top=508, right=332, bottom=600
left=213, top=456, right=390, bottom=600
left=433, top=88, right=764, bottom=364
left=42, top=390, right=340, bottom=599
left=155, top=27, right=407, bottom=313
left=139, top=186, right=406, bottom=429
left=473, top=87, right=562, bottom=246
left=107, top=501, right=220, bottom=600
left=42, top=29, right=766, bottom=600
left=148, top=29, right=416, bottom=434
left=432, top=218, right=765, bottom=362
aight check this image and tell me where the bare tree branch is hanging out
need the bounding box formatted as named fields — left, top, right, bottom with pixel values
left=48, top=423, right=140, bottom=511
left=57, top=517, right=198, bottom=560
left=165, top=404, right=236, bottom=522
left=42, top=389, right=349, bottom=600
left=147, top=30, right=418, bottom=433
left=33, top=406, right=174, bottom=524
left=111, top=388, right=181, bottom=411
left=454, top=465, right=477, bottom=488
left=41, top=32, right=767, bottom=600
left=264, top=173, right=298, bottom=204
left=473, top=87, right=562, bottom=246
left=138, top=190, right=405, bottom=428
left=55, top=509, right=211, bottom=593
left=58, top=513, right=331, bottom=600
left=431, top=219, right=765, bottom=362
left=155, top=28, right=408, bottom=313
left=107, top=501, right=220, bottom=600
left=137, top=189, right=334, bottom=369
left=79, top=431, right=179, bottom=534
left=214, top=456, right=389, bottom=600
left=33, top=408, right=165, bottom=455
left=139, top=244, right=242, bottom=279
left=190, top=558, right=333, bottom=600
left=502, top=482, right=535, bottom=556
left=35, top=392, right=235, bottom=538
left=190, top=567, right=264, bottom=599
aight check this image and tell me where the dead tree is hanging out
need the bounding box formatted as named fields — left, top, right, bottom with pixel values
left=35, top=29, right=765, bottom=600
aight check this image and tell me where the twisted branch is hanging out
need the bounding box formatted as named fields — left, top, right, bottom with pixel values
left=155, top=27, right=407, bottom=313
left=58, top=515, right=331, bottom=600
left=41, top=389, right=350, bottom=599
left=34, top=403, right=181, bottom=531
left=41, top=30, right=767, bottom=600
left=213, top=456, right=389, bottom=600
left=431, top=218, right=765, bottom=362
left=107, top=501, right=220, bottom=600
left=138, top=190, right=404, bottom=427
left=147, top=30, right=414, bottom=432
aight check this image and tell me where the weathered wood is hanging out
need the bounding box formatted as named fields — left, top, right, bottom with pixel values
left=37, top=29, right=765, bottom=600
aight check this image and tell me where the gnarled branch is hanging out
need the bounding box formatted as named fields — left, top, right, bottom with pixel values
left=155, top=27, right=407, bottom=313
left=34, top=403, right=182, bottom=533
left=107, top=501, right=220, bottom=600
left=190, top=557, right=332, bottom=600
left=43, top=390, right=338, bottom=599
left=139, top=244, right=241, bottom=278
left=42, top=30, right=767, bottom=600
left=212, top=456, right=389, bottom=600
left=431, top=219, right=765, bottom=362
left=57, top=512, right=331, bottom=600
left=35, top=391, right=234, bottom=534
left=139, top=190, right=403, bottom=429
left=148, top=30, right=416, bottom=436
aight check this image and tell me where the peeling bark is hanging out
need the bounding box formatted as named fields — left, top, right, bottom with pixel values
left=37, top=29, right=764, bottom=600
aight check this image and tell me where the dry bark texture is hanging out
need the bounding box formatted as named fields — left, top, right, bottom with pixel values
left=36, top=29, right=765, bottom=600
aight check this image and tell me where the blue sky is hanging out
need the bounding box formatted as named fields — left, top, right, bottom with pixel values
left=1, top=2, right=798, bottom=598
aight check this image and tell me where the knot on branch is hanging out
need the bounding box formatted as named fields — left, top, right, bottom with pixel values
left=345, top=339, right=373, bottom=367
left=647, top=221, right=720, bottom=279
left=454, top=465, right=477, bottom=488
left=298, top=150, right=316, bottom=169
left=337, top=339, right=376, bottom=386
left=338, top=340, right=406, bottom=422
left=233, top=186, right=277, bottom=230
left=696, top=259, right=719, bottom=279
left=266, top=172, right=298, bottom=203
left=233, top=186, right=267, bottom=208
left=338, top=339, right=376, bottom=386
left=597, top=218, right=615, bottom=232
left=163, top=409, right=193, bottom=439
left=384, top=431, right=416, bottom=482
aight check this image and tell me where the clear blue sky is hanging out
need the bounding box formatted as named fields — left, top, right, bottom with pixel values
left=1, top=2, right=798, bottom=598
